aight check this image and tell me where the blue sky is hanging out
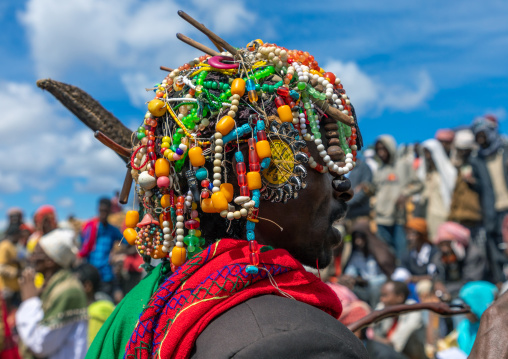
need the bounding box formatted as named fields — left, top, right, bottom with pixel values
left=1, top=0, right=507, bottom=227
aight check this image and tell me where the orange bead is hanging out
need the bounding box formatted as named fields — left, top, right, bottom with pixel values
left=216, top=116, right=235, bottom=135
left=231, top=78, right=246, bottom=97
left=188, top=147, right=206, bottom=167
left=220, top=183, right=234, bottom=202
left=247, top=172, right=262, bottom=190
left=155, top=158, right=170, bottom=177
left=256, top=140, right=271, bottom=159
left=160, top=194, right=171, bottom=208
left=201, top=198, right=217, bottom=213
left=277, top=105, right=293, bottom=122
left=123, top=228, right=138, bottom=245
left=150, top=245, right=166, bottom=259
left=147, top=99, right=167, bottom=117
left=171, top=247, right=187, bottom=266
left=125, top=211, right=139, bottom=228
left=211, top=192, right=228, bottom=211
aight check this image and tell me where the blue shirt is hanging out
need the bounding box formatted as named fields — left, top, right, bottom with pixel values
left=87, top=223, right=122, bottom=282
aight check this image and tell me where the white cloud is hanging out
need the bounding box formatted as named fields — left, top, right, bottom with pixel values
left=30, top=194, right=46, bottom=204
left=324, top=60, right=434, bottom=117
left=0, top=80, right=125, bottom=194
left=121, top=72, right=154, bottom=108
left=56, top=197, right=74, bottom=208
left=18, top=0, right=255, bottom=106
left=484, top=107, right=507, bottom=122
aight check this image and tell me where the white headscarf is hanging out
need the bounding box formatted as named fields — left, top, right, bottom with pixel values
left=39, top=229, right=78, bottom=269
left=418, top=139, right=457, bottom=211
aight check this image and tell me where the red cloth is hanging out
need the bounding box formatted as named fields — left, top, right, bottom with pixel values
left=125, top=238, right=342, bottom=359
left=1, top=296, right=20, bottom=359
left=78, top=218, right=99, bottom=258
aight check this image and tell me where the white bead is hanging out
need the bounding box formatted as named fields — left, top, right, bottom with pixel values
left=234, top=196, right=250, bottom=204
left=243, top=200, right=255, bottom=209
left=319, top=150, right=327, bottom=157
left=346, top=163, right=353, bottom=170
left=213, top=167, right=221, bottom=173
left=333, top=164, right=339, bottom=172
left=214, top=132, right=223, bottom=139
left=351, top=145, right=358, bottom=151
left=176, top=235, right=184, bottom=241
left=332, top=94, right=338, bottom=100
left=346, top=153, right=354, bottom=159
left=213, top=173, right=221, bottom=180
left=314, top=139, right=322, bottom=145
left=163, top=227, right=171, bottom=234
left=176, top=241, right=184, bottom=247
left=317, top=144, right=325, bottom=151
left=343, top=167, right=350, bottom=174
left=176, top=228, right=184, bottom=235
left=345, top=158, right=353, bottom=164
left=232, top=211, right=240, bottom=219
left=338, top=167, right=344, bottom=175
left=304, top=134, right=312, bottom=141
left=214, top=159, right=221, bottom=166
left=215, top=146, right=223, bottom=153
left=309, top=161, right=317, bottom=168
left=323, top=155, right=331, bottom=162
left=317, top=76, right=324, bottom=83
left=212, top=186, right=220, bottom=193
left=327, top=161, right=335, bottom=168
left=176, top=215, right=184, bottom=222
left=162, top=246, right=169, bottom=252
left=300, top=124, right=307, bottom=129
left=227, top=212, right=235, bottom=220
left=215, top=153, right=223, bottom=160
left=213, top=180, right=221, bottom=187
left=215, top=139, right=223, bottom=146
left=176, top=222, right=184, bottom=229
left=164, top=234, right=171, bottom=240
left=220, top=210, right=228, bottom=218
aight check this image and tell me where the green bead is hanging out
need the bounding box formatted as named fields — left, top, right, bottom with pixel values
left=297, top=82, right=306, bottom=90
left=137, top=132, right=146, bottom=140
left=173, top=133, right=183, bottom=144
left=315, top=133, right=322, bottom=139
left=138, top=126, right=145, bottom=132
left=211, top=82, right=218, bottom=89
left=255, top=84, right=260, bottom=91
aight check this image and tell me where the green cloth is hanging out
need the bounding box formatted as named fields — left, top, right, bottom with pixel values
left=88, top=300, right=115, bottom=346
left=40, top=269, right=87, bottom=329
left=85, top=263, right=165, bottom=359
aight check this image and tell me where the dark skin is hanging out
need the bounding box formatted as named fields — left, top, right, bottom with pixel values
left=438, top=139, right=453, bottom=158
left=370, top=282, right=406, bottom=345
left=475, top=131, right=489, bottom=149
left=99, top=203, right=111, bottom=226
left=424, top=148, right=436, bottom=172
left=405, top=228, right=432, bottom=283
left=375, top=141, right=390, bottom=164
left=19, top=243, right=61, bottom=301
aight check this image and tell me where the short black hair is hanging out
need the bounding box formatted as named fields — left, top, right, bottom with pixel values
left=75, top=263, right=101, bottom=293
left=387, top=280, right=410, bottom=302
left=98, top=197, right=111, bottom=208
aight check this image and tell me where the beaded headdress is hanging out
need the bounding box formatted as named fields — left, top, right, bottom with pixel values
left=123, top=11, right=363, bottom=274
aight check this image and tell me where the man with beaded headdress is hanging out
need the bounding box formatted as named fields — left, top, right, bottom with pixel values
left=86, top=11, right=368, bottom=359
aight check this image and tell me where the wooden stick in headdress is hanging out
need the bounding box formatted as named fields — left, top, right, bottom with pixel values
left=176, top=33, right=220, bottom=57
left=177, top=10, right=238, bottom=56
left=347, top=302, right=470, bottom=332
left=160, top=66, right=174, bottom=72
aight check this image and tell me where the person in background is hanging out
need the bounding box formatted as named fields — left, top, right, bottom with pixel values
left=6, top=208, right=24, bottom=231
left=26, top=205, right=58, bottom=254
left=342, top=219, right=396, bottom=306
left=110, top=191, right=122, bottom=214
left=345, top=157, right=373, bottom=222
left=470, top=115, right=508, bottom=284
left=363, top=148, right=379, bottom=175
left=418, top=139, right=457, bottom=240
left=448, top=129, right=483, bottom=243
left=371, top=280, right=426, bottom=359
left=373, top=135, right=422, bottom=260
left=435, top=129, right=455, bottom=158
left=0, top=292, right=20, bottom=359
left=455, top=281, right=498, bottom=356
left=0, top=227, right=21, bottom=310
left=74, top=264, right=115, bottom=346
left=431, top=222, right=486, bottom=299
left=16, top=229, right=88, bottom=359
left=78, top=198, right=122, bottom=301
left=393, top=217, right=438, bottom=285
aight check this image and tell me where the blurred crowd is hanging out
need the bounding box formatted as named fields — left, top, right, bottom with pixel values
left=0, top=114, right=507, bottom=358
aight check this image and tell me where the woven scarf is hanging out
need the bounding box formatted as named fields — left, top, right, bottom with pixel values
left=40, top=269, right=88, bottom=329
left=124, top=238, right=342, bottom=359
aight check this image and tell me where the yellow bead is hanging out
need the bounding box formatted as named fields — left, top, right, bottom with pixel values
left=195, top=230, right=202, bottom=237
left=248, top=90, right=258, bottom=103
left=125, top=210, right=139, bottom=228
left=220, top=183, right=234, bottom=202
left=188, top=147, right=206, bottom=167
left=123, top=228, right=138, bottom=245
left=231, top=78, right=246, bottom=97
left=216, top=116, right=235, bottom=135
left=148, top=99, right=167, bottom=117
left=150, top=245, right=166, bottom=259
left=162, top=136, right=171, bottom=143
left=256, top=140, right=271, bottom=159
left=191, top=202, right=197, bottom=210
left=164, top=149, right=173, bottom=158
left=171, top=247, right=187, bottom=266
left=155, top=158, right=170, bottom=177
left=161, top=194, right=171, bottom=208
left=211, top=191, right=228, bottom=211
left=161, top=142, right=170, bottom=149
left=247, top=172, right=262, bottom=190
left=277, top=105, right=293, bottom=122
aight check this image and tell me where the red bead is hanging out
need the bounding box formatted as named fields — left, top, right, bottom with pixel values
left=274, top=96, right=285, bottom=108
left=257, top=131, right=267, bottom=141
left=249, top=240, right=259, bottom=253
left=177, top=196, right=185, bottom=203
left=149, top=169, right=155, bottom=176
left=201, top=179, right=210, bottom=188
left=249, top=252, right=259, bottom=266
left=236, top=162, right=246, bottom=174
left=240, top=186, right=250, bottom=197
left=238, top=174, right=247, bottom=186
left=315, top=164, right=323, bottom=172
left=323, top=72, right=336, bottom=85
left=176, top=209, right=183, bottom=216
left=351, top=134, right=357, bottom=140
left=249, top=163, right=260, bottom=172
left=184, top=219, right=199, bottom=229
left=201, top=191, right=210, bottom=199
left=147, top=140, right=154, bottom=147
left=176, top=203, right=184, bottom=209
left=276, top=87, right=289, bottom=97
left=250, top=208, right=259, bottom=220
left=148, top=152, right=156, bottom=160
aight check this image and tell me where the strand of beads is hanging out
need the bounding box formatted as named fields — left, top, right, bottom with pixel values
left=171, top=196, right=186, bottom=268
left=245, top=188, right=261, bottom=275
left=161, top=210, right=173, bottom=253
